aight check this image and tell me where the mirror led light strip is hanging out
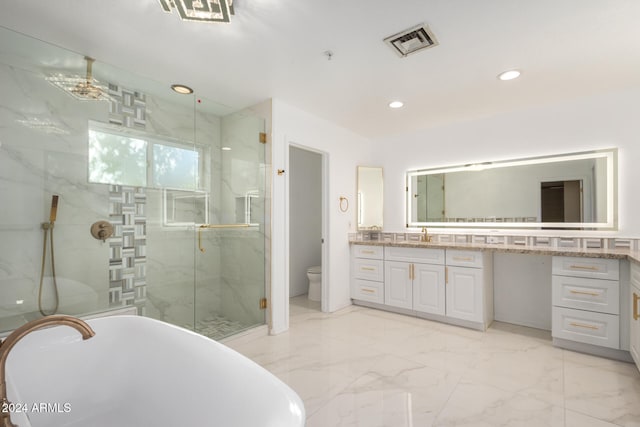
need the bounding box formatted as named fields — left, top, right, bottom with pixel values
left=159, top=0, right=234, bottom=23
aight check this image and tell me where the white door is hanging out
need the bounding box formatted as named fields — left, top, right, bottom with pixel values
left=631, top=281, right=640, bottom=372
left=446, top=266, right=483, bottom=323
left=413, top=263, right=445, bottom=315
left=385, top=261, right=412, bottom=309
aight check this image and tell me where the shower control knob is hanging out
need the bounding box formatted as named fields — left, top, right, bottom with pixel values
left=90, top=221, right=114, bottom=242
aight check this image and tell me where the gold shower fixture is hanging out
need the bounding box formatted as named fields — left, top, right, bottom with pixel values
left=46, top=56, right=110, bottom=101
left=159, top=0, right=235, bottom=23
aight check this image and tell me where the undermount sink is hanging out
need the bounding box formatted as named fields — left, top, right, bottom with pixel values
left=4, top=315, right=305, bottom=426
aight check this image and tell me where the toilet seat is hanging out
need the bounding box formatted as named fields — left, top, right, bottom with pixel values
left=307, top=266, right=321, bottom=274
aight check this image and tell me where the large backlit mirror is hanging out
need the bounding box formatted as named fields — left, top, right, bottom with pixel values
left=357, top=166, right=384, bottom=230
left=406, top=149, right=617, bottom=230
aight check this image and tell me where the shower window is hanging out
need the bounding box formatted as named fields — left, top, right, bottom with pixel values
left=88, top=127, right=148, bottom=186
left=88, top=121, right=204, bottom=190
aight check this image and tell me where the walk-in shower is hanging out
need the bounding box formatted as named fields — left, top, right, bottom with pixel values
left=0, top=25, right=271, bottom=340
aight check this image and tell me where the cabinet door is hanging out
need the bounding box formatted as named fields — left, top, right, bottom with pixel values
left=384, top=261, right=413, bottom=309
left=631, top=282, right=640, bottom=372
left=446, top=266, right=483, bottom=323
left=413, top=263, right=445, bottom=315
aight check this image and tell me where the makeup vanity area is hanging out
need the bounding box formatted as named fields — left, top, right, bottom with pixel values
left=352, top=149, right=640, bottom=372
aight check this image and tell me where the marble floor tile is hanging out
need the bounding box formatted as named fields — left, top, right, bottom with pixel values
left=564, top=355, right=640, bottom=426
left=433, top=381, right=565, bottom=427
left=224, top=300, right=640, bottom=427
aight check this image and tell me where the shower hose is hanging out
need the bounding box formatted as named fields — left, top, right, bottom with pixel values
left=38, top=222, right=59, bottom=316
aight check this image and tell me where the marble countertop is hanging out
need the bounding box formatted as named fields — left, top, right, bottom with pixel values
left=350, top=239, right=640, bottom=263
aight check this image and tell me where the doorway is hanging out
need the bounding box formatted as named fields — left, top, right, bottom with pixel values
left=288, top=146, right=324, bottom=315
left=541, top=180, right=583, bottom=224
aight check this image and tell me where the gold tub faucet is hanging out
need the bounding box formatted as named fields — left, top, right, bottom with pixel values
left=0, top=315, right=95, bottom=427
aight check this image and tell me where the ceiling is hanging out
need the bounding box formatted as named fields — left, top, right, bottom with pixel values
left=1, top=1, right=639, bottom=139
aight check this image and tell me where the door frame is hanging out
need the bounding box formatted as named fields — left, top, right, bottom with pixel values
left=286, top=141, right=330, bottom=313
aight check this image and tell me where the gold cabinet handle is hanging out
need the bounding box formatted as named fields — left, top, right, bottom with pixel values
left=409, top=263, right=414, bottom=280
left=453, top=256, right=473, bottom=262
left=569, top=322, right=599, bottom=330
left=569, top=290, right=601, bottom=297
left=361, top=289, right=375, bottom=294
left=361, top=250, right=375, bottom=254
left=569, top=265, right=599, bottom=271
left=445, top=266, right=448, bottom=284
left=634, top=292, right=639, bottom=321
left=361, top=267, right=376, bottom=271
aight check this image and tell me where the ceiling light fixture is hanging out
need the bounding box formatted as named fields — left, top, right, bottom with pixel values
left=221, top=146, right=232, bottom=151
left=389, top=101, right=404, bottom=109
left=171, top=84, right=194, bottom=94
left=498, top=69, right=521, bottom=81
left=159, top=0, right=235, bottom=23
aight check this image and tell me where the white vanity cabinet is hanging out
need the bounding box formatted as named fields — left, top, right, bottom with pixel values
left=552, top=256, right=621, bottom=350
left=350, top=245, right=492, bottom=331
left=384, top=247, right=445, bottom=312
left=350, top=245, right=384, bottom=304
left=445, top=250, right=493, bottom=328
left=630, top=262, right=640, bottom=372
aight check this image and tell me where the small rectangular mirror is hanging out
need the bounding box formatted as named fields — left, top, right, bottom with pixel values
left=357, top=166, right=384, bottom=230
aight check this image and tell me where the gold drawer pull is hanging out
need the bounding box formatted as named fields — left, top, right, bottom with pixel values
left=569, top=265, right=599, bottom=271
left=361, top=289, right=375, bottom=293
left=634, top=292, right=639, bottom=321
left=453, top=256, right=473, bottom=261
left=361, top=250, right=375, bottom=254
left=569, top=290, right=601, bottom=297
left=569, top=322, right=600, bottom=330
left=361, top=267, right=376, bottom=271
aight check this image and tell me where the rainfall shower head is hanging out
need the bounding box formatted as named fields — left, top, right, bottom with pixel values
left=46, top=57, right=110, bottom=101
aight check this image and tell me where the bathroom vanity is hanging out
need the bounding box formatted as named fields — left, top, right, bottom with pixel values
left=350, top=240, right=640, bottom=370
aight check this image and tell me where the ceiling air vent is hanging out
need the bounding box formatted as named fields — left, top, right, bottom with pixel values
left=384, top=24, right=438, bottom=58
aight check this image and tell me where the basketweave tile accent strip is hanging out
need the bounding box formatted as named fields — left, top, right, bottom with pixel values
left=108, top=185, right=146, bottom=315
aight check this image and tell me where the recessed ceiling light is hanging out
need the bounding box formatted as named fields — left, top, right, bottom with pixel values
left=221, top=146, right=232, bottom=151
left=171, top=84, right=193, bottom=94
left=389, top=101, right=404, bottom=109
left=497, top=70, right=521, bottom=81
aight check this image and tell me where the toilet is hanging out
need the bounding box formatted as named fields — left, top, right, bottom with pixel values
left=306, top=266, right=321, bottom=301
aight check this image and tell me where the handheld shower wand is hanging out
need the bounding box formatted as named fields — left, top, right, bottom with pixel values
left=38, top=195, right=60, bottom=316
left=49, top=195, right=58, bottom=223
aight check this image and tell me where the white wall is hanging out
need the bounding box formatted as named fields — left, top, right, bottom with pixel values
left=271, top=99, right=372, bottom=334
left=289, top=146, right=322, bottom=297
left=374, top=88, right=640, bottom=235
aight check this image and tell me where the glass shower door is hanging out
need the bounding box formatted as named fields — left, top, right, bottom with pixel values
left=193, top=102, right=267, bottom=340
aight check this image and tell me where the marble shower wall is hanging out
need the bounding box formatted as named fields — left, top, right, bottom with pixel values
left=0, top=60, right=111, bottom=327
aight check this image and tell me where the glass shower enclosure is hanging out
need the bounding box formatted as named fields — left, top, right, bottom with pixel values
left=0, top=25, right=269, bottom=340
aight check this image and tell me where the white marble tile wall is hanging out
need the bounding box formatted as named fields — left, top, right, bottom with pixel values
left=0, top=60, right=111, bottom=329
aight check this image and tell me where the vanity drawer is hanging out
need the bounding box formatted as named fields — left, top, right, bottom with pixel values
left=446, top=249, right=484, bottom=268
left=552, top=257, right=619, bottom=280
left=385, top=246, right=445, bottom=264
left=352, top=258, right=384, bottom=281
left=352, top=245, right=384, bottom=260
left=552, top=275, right=619, bottom=315
left=552, top=306, right=619, bottom=349
left=352, top=279, right=383, bottom=303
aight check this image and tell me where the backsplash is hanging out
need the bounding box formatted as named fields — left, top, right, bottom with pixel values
left=350, top=231, right=640, bottom=251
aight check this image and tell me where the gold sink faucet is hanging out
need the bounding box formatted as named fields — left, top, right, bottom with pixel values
left=0, top=315, right=95, bottom=427
left=421, top=227, right=432, bottom=243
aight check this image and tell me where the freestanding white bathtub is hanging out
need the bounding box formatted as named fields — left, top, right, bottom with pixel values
left=4, top=315, right=305, bottom=426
